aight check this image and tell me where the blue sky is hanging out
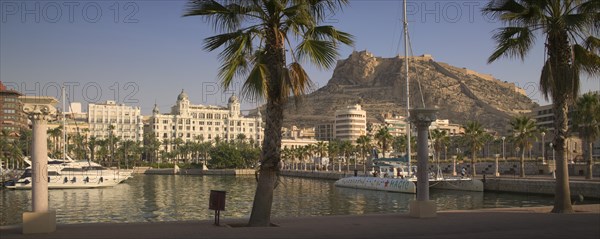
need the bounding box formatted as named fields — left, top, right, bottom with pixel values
left=2, top=0, right=599, bottom=114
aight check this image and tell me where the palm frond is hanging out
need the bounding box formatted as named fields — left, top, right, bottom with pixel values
left=241, top=61, right=269, bottom=101
left=482, top=0, right=526, bottom=19
left=286, top=62, right=314, bottom=97
left=573, top=43, right=600, bottom=77
left=307, top=26, right=354, bottom=45
left=303, top=0, right=350, bottom=23
left=539, top=59, right=554, bottom=101
left=488, top=27, right=535, bottom=63
left=296, top=39, right=339, bottom=69
left=184, top=0, right=244, bottom=32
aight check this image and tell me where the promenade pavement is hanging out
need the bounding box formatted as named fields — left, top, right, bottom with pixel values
left=1, top=204, right=598, bottom=239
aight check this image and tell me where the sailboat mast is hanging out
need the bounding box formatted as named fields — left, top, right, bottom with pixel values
left=62, top=86, right=66, bottom=160
left=403, top=0, right=411, bottom=174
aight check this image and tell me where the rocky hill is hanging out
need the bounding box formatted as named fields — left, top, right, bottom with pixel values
left=282, top=50, right=538, bottom=133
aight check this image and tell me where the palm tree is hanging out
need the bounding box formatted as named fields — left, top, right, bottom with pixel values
left=355, top=135, right=372, bottom=172
left=88, top=136, right=97, bottom=162
left=573, top=92, right=600, bottom=179
left=328, top=140, right=341, bottom=171
left=461, top=121, right=488, bottom=176
left=483, top=0, right=600, bottom=213
left=184, top=0, right=353, bottom=226
left=314, top=141, right=328, bottom=170
left=510, top=115, right=538, bottom=177
left=431, top=129, right=449, bottom=165
left=338, top=140, right=353, bottom=172
left=47, top=126, right=62, bottom=158
left=375, top=127, right=393, bottom=158
left=172, top=137, right=185, bottom=165
left=96, top=139, right=109, bottom=164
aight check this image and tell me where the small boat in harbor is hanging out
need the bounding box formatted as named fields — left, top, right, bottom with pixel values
left=334, top=162, right=483, bottom=194
left=4, top=156, right=132, bottom=190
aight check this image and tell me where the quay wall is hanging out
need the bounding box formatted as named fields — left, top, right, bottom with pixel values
left=432, top=162, right=600, bottom=177
left=281, top=170, right=600, bottom=199
left=484, top=178, right=600, bottom=199
left=140, top=168, right=255, bottom=175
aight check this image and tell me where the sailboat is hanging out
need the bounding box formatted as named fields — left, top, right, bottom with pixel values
left=4, top=88, right=133, bottom=189
left=334, top=0, right=482, bottom=193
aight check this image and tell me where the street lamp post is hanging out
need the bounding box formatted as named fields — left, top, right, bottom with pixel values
left=501, top=136, right=506, bottom=161
left=541, top=132, right=546, bottom=164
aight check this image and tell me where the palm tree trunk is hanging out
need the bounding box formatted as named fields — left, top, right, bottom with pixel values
left=471, top=151, right=477, bottom=177
left=520, top=148, right=526, bottom=177
left=551, top=99, right=573, bottom=213
left=586, top=141, right=593, bottom=180
left=248, top=99, right=284, bottom=227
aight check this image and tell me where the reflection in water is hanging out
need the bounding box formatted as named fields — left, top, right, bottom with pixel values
left=0, top=174, right=571, bottom=225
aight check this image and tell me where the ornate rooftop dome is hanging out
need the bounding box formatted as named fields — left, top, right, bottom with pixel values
left=152, top=103, right=160, bottom=114
left=228, top=94, right=239, bottom=104
left=177, top=89, right=189, bottom=101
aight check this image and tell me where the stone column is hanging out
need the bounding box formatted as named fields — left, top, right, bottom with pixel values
left=408, top=108, right=437, bottom=218
left=494, top=154, right=501, bottom=177
left=452, top=155, right=457, bottom=176
left=21, top=96, right=57, bottom=234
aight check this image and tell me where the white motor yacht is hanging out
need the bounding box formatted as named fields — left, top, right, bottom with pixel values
left=4, top=156, right=132, bottom=190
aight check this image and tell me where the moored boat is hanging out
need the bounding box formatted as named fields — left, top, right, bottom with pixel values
left=4, top=156, right=132, bottom=190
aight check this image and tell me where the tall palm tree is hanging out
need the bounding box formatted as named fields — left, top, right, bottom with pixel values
left=313, top=141, right=328, bottom=170
left=184, top=0, right=353, bottom=226
left=573, top=92, right=600, bottom=179
left=355, top=135, right=372, bottom=172
left=338, top=140, right=353, bottom=172
left=375, top=127, right=393, bottom=158
left=510, top=115, right=538, bottom=177
left=484, top=0, right=600, bottom=213
left=461, top=121, right=488, bottom=176
left=328, top=140, right=341, bottom=171
left=47, top=126, right=62, bottom=157
left=431, top=129, right=449, bottom=166
left=88, top=136, right=97, bottom=162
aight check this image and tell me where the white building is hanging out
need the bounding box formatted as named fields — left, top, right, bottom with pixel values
left=334, top=104, right=367, bottom=142
left=149, top=90, right=263, bottom=152
left=88, top=100, right=144, bottom=142
left=430, top=119, right=464, bottom=136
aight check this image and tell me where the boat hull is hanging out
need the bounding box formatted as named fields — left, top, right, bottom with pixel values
left=334, top=177, right=416, bottom=194
left=5, top=173, right=131, bottom=190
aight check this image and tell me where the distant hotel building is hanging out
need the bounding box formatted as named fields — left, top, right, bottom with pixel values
left=333, top=104, right=367, bottom=142
left=88, top=100, right=144, bottom=142
left=0, top=81, right=26, bottom=136
left=149, top=90, right=263, bottom=152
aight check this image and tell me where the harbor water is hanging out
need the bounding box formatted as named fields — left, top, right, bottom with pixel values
left=0, top=174, right=565, bottom=225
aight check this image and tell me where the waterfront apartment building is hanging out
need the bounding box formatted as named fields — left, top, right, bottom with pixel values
left=0, top=81, right=26, bottom=136
left=88, top=100, right=144, bottom=142
left=383, top=116, right=407, bottom=136
left=334, top=104, right=367, bottom=142
left=149, top=91, right=263, bottom=152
